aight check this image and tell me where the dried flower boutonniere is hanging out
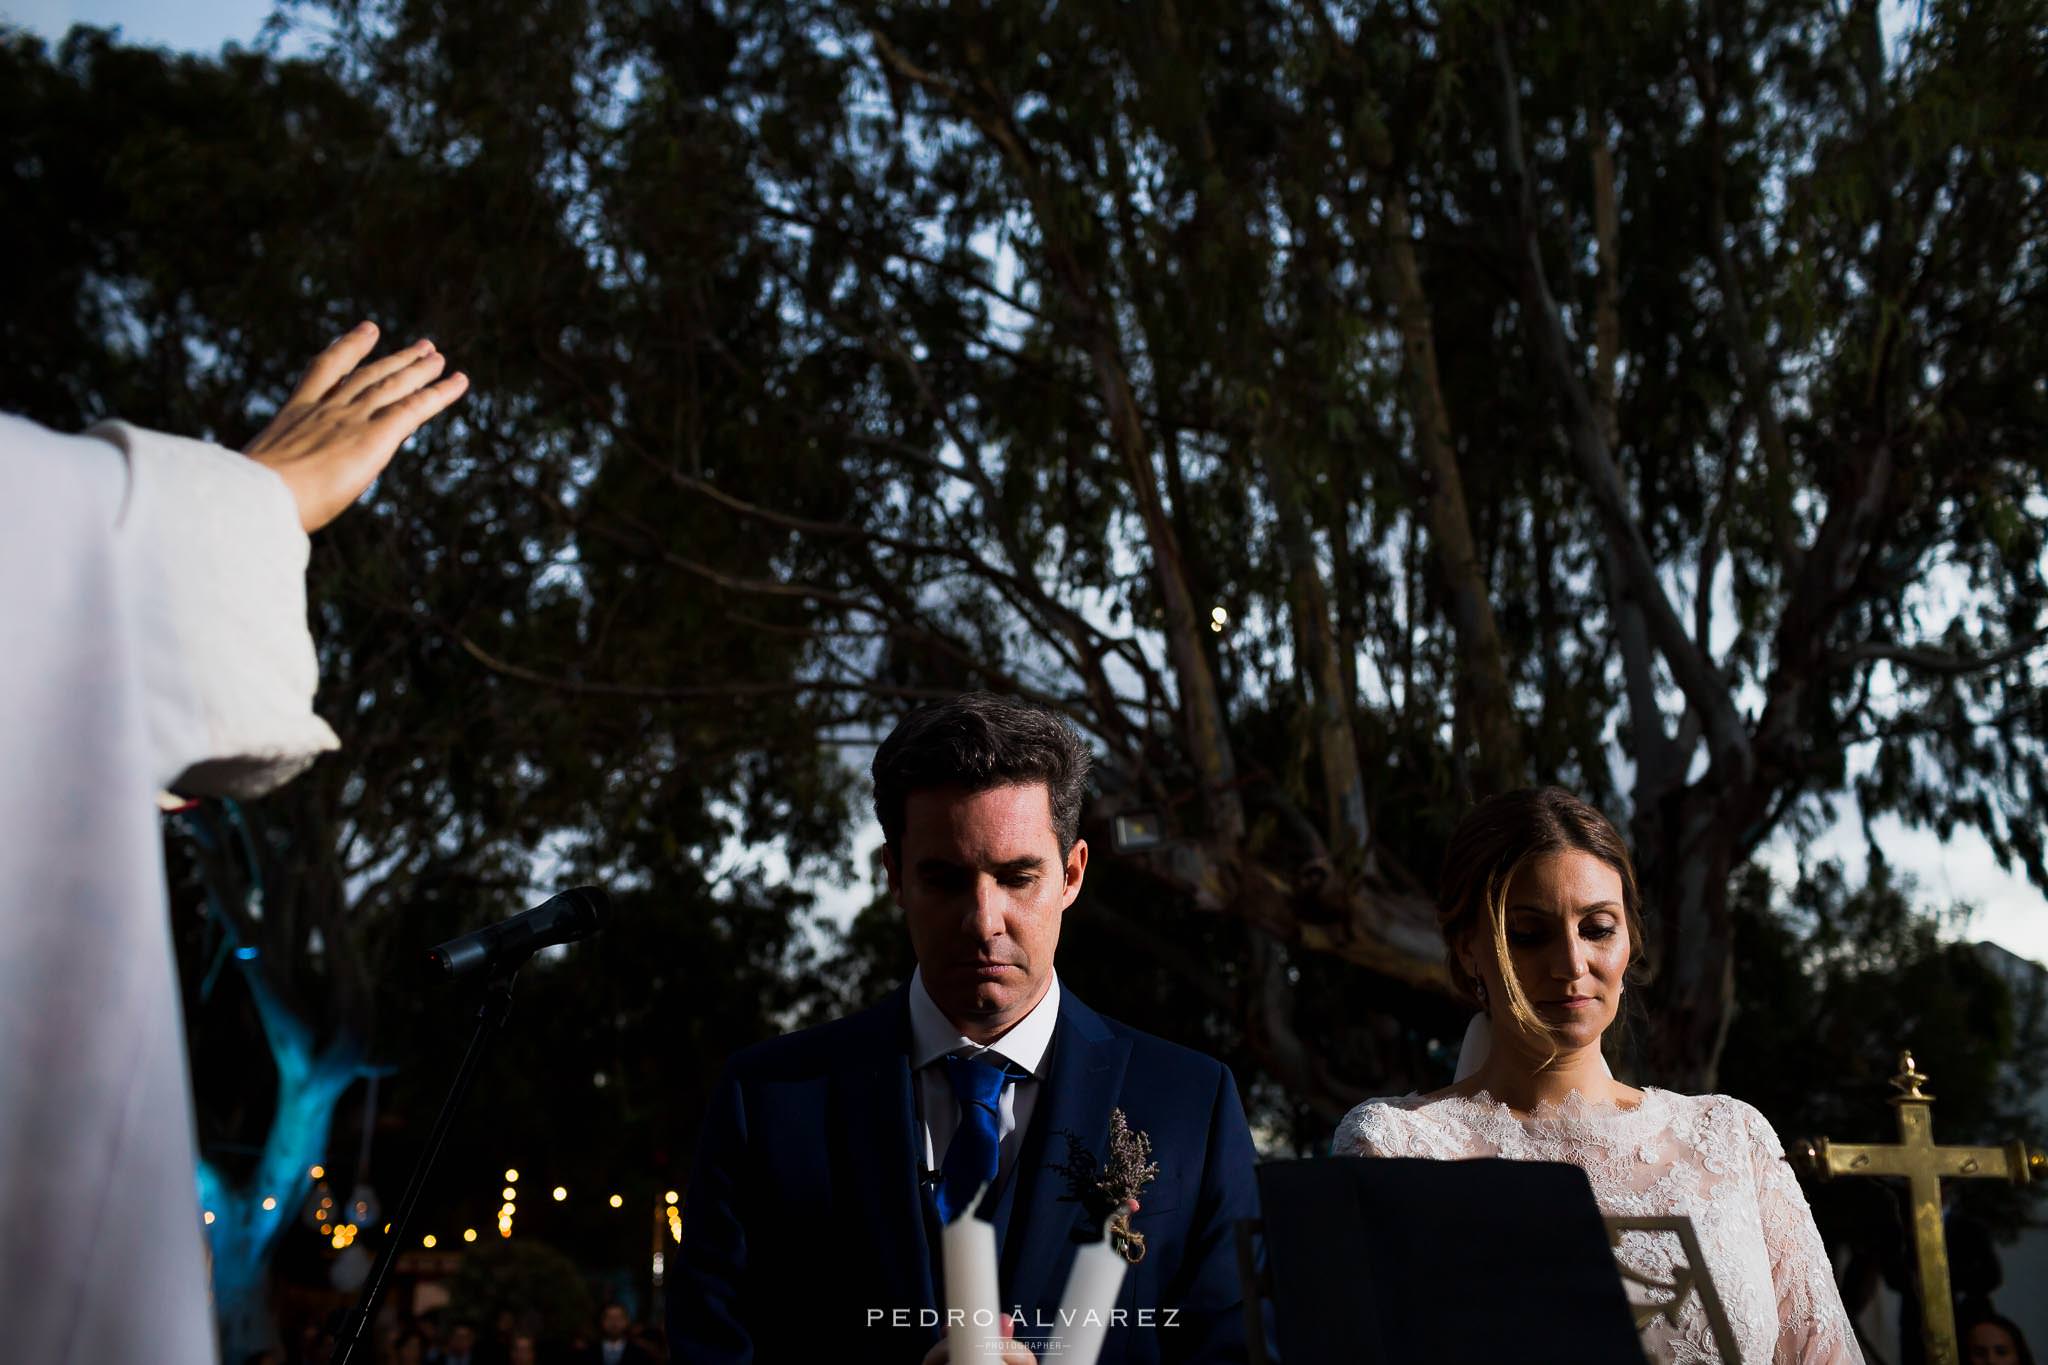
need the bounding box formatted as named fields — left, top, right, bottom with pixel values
left=1050, top=1107, right=1159, bottom=1264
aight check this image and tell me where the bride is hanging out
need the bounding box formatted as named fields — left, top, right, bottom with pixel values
left=1332, top=788, right=1864, bottom=1364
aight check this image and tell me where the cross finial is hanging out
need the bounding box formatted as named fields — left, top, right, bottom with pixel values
left=1889, top=1049, right=1932, bottom=1104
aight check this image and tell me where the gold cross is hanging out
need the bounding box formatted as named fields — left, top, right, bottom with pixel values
left=1798, top=1050, right=2044, bottom=1365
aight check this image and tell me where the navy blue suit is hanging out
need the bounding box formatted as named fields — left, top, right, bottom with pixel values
left=668, top=982, right=1259, bottom=1363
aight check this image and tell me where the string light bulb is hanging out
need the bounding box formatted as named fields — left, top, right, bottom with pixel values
left=308, top=1165, right=325, bottom=1180
left=608, top=1194, right=623, bottom=1209
left=552, top=1186, right=567, bottom=1202
left=261, top=1197, right=278, bottom=1211
left=422, top=1234, right=437, bottom=1248
left=665, top=1190, right=679, bottom=1205
left=462, top=1228, right=478, bottom=1243
left=504, top=1168, right=519, bottom=1183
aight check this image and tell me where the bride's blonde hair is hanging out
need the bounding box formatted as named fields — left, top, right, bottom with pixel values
left=1437, top=788, right=1648, bottom=1049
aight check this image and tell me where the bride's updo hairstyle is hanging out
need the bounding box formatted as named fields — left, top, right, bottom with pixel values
left=1438, top=787, right=1648, bottom=1045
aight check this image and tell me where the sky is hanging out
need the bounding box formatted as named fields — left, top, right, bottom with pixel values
left=9, top=1, right=2044, bottom=973
left=3, top=0, right=284, bottom=53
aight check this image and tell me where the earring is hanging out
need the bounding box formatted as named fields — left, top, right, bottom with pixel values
left=1474, top=979, right=1489, bottom=1013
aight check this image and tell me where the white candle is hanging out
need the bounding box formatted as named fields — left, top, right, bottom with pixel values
left=941, top=1188, right=1002, bottom=1364
left=1051, top=1217, right=1128, bottom=1365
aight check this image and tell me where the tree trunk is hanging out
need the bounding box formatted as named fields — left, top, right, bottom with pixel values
left=1632, top=789, right=1739, bottom=1090
left=201, top=1042, right=362, bottom=1360
left=1270, top=460, right=1372, bottom=858
left=1377, top=191, right=1526, bottom=794
left=198, top=942, right=366, bottom=1362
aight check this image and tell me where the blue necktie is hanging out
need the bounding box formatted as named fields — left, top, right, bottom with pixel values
left=935, top=1053, right=1014, bottom=1224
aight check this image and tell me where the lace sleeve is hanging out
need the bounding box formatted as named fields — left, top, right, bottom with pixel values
left=1332, top=1100, right=1396, bottom=1156
left=1331, top=1098, right=1480, bottom=1160
left=1731, top=1101, right=1865, bottom=1365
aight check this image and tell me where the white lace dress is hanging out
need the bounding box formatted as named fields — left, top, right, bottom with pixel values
left=1332, top=1088, right=1863, bottom=1365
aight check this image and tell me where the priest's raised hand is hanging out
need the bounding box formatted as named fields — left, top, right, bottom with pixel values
left=244, top=320, right=469, bottom=531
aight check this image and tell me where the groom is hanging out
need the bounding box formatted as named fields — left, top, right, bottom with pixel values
left=668, top=693, right=1260, bottom=1362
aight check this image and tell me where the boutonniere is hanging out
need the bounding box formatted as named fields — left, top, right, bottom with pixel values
left=1050, top=1107, right=1159, bottom=1264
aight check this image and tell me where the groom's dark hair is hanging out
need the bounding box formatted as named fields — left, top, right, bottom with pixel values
left=872, top=692, right=1092, bottom=856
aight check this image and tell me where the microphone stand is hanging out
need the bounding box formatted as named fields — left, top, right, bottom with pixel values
left=331, top=971, right=518, bottom=1365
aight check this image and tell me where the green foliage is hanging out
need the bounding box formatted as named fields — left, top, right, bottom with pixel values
left=446, top=1238, right=596, bottom=1346
left=1722, top=858, right=2046, bottom=1259
left=1725, top=859, right=2041, bottom=1150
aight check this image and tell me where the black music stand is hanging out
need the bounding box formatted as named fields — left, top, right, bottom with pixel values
left=1239, top=1157, right=1646, bottom=1365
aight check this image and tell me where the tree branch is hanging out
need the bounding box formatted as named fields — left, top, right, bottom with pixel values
left=453, top=631, right=982, bottom=705
left=1685, top=28, right=1806, bottom=580
left=1271, top=458, right=1373, bottom=856
left=1492, top=23, right=1753, bottom=780
left=1835, top=632, right=2048, bottom=677
left=1581, top=105, right=1682, bottom=790
left=1375, top=183, right=1526, bottom=791
left=870, top=24, right=1244, bottom=842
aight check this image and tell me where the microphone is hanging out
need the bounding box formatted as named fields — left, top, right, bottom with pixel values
left=425, top=886, right=607, bottom=982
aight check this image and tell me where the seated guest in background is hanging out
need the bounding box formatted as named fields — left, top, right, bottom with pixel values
left=1333, top=787, right=1863, bottom=1364
left=581, top=1304, right=653, bottom=1365
left=1965, top=1313, right=2036, bottom=1365
left=415, top=1315, right=444, bottom=1364
left=669, top=692, right=1261, bottom=1363
left=434, top=1322, right=481, bottom=1365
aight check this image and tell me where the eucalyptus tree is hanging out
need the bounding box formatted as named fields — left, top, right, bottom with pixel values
left=302, top=0, right=2048, bottom=1105
left=532, top=0, right=2048, bottom=1097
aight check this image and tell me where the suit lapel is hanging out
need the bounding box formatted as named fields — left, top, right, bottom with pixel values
left=999, top=989, right=1132, bottom=1313
left=832, top=986, right=936, bottom=1317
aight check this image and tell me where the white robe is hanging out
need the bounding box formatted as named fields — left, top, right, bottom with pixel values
left=0, top=414, right=338, bottom=1363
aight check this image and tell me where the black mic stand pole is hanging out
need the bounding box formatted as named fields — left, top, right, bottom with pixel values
left=331, top=971, right=518, bottom=1365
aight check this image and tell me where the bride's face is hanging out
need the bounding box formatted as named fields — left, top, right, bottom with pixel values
left=1464, top=850, right=1630, bottom=1054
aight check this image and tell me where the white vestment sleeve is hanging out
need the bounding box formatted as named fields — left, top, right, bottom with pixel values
left=87, top=419, right=339, bottom=795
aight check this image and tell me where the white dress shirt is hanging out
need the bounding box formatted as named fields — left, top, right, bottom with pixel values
left=908, top=967, right=1061, bottom=1186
